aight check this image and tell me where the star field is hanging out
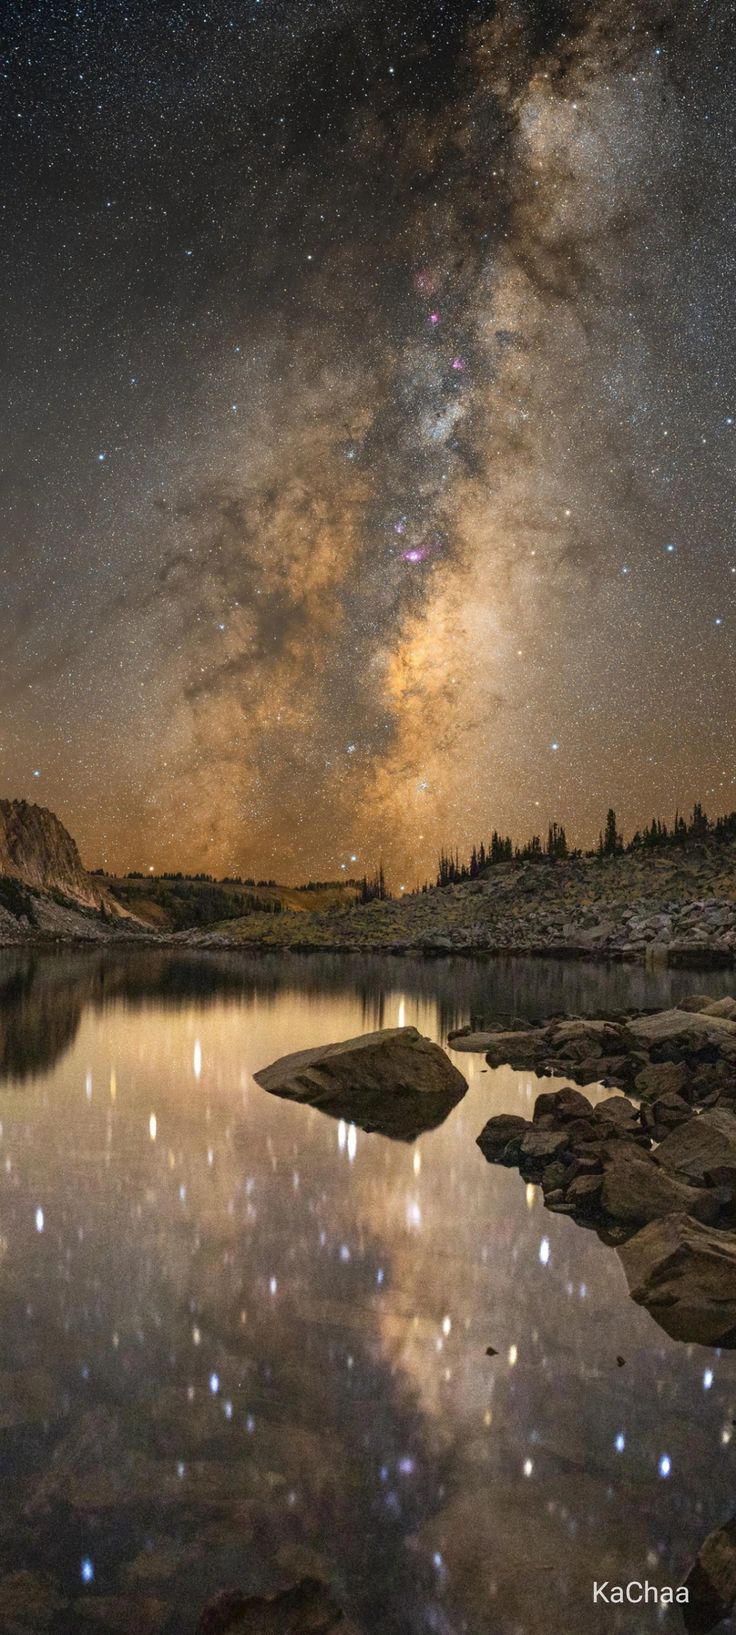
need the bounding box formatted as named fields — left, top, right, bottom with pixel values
left=1, top=0, right=735, bottom=880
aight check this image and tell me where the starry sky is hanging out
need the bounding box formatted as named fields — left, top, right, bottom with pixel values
left=2, top=0, right=735, bottom=882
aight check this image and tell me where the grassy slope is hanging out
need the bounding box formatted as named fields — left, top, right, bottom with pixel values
left=102, top=875, right=359, bottom=931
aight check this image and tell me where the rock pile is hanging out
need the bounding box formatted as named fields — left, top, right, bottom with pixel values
left=477, top=1087, right=736, bottom=1230
left=453, top=993, right=736, bottom=1103
left=474, top=995, right=736, bottom=1347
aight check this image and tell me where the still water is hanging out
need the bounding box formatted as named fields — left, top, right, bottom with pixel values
left=1, top=949, right=735, bottom=1635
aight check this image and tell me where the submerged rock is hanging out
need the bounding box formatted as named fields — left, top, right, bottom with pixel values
left=684, top=1514, right=736, bottom=1633
left=618, top=1213, right=736, bottom=1345
left=253, top=1026, right=467, bottom=1141
left=195, top=1577, right=356, bottom=1634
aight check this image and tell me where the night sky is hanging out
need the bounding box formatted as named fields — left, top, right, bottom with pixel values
left=2, top=0, right=735, bottom=882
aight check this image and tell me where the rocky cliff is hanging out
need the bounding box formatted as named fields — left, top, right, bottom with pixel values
left=0, top=799, right=103, bottom=909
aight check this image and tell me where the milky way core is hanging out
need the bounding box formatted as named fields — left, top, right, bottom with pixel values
left=2, top=1, right=735, bottom=879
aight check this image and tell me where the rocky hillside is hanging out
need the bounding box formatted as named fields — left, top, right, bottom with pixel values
left=185, top=841, right=736, bottom=962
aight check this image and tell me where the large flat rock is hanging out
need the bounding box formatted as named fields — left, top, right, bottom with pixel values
left=253, top=1026, right=467, bottom=1141
left=618, top=1213, right=736, bottom=1346
left=449, top=1031, right=503, bottom=1053
left=629, top=1008, right=736, bottom=1048
left=654, top=1108, right=736, bottom=1184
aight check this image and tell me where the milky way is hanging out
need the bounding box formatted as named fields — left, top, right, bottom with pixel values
left=2, top=0, right=735, bottom=880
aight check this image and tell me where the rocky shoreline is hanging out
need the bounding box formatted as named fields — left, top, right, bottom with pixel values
left=460, top=992, right=736, bottom=1347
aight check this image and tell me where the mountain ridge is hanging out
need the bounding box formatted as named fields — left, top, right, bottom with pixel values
left=0, top=798, right=104, bottom=907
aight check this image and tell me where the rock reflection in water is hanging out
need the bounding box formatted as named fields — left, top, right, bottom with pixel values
left=1, top=945, right=734, bottom=1089
left=0, top=951, right=735, bottom=1633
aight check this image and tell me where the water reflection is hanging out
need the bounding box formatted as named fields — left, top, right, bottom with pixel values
left=0, top=946, right=733, bottom=1088
left=0, top=951, right=734, bottom=1634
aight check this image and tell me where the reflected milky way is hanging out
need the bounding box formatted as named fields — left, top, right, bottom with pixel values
left=0, top=953, right=736, bottom=1633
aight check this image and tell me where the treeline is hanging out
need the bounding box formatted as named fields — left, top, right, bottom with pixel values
left=434, top=804, right=736, bottom=887
left=628, top=804, right=736, bottom=849
left=436, top=821, right=571, bottom=885
left=114, top=870, right=280, bottom=887
left=359, top=862, right=390, bottom=904
left=296, top=879, right=360, bottom=891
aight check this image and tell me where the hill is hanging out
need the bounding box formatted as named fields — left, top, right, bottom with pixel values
left=179, top=841, right=736, bottom=963
left=102, top=874, right=359, bottom=932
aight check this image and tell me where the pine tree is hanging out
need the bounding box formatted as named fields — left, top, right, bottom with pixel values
left=602, top=808, right=622, bottom=856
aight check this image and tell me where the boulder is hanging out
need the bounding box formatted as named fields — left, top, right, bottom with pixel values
left=640, top=1092, right=694, bottom=1141
left=518, top=1128, right=570, bottom=1166
left=253, top=1027, right=466, bottom=1141
left=448, top=1031, right=501, bottom=1053
left=618, top=1213, right=736, bottom=1345
left=654, top=1108, right=736, bottom=1184
left=565, top=1173, right=604, bottom=1213
left=477, top=1114, right=532, bottom=1162
left=0, top=1571, right=63, bottom=1632
left=483, top=1029, right=548, bottom=1068
left=600, top=1152, right=719, bottom=1227
left=533, top=1087, right=593, bottom=1123
left=684, top=1514, right=736, bottom=1634
left=548, top=1019, right=637, bottom=1057
left=630, top=1008, right=736, bottom=1052
left=677, top=995, right=716, bottom=1013
left=704, top=997, right=736, bottom=1019
left=635, top=1061, right=690, bottom=1101
left=539, top=1161, right=568, bottom=1195
left=592, top=1095, right=639, bottom=1129
left=195, top=1578, right=357, bottom=1635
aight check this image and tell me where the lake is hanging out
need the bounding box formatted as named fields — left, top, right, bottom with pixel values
left=0, top=948, right=735, bottom=1635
